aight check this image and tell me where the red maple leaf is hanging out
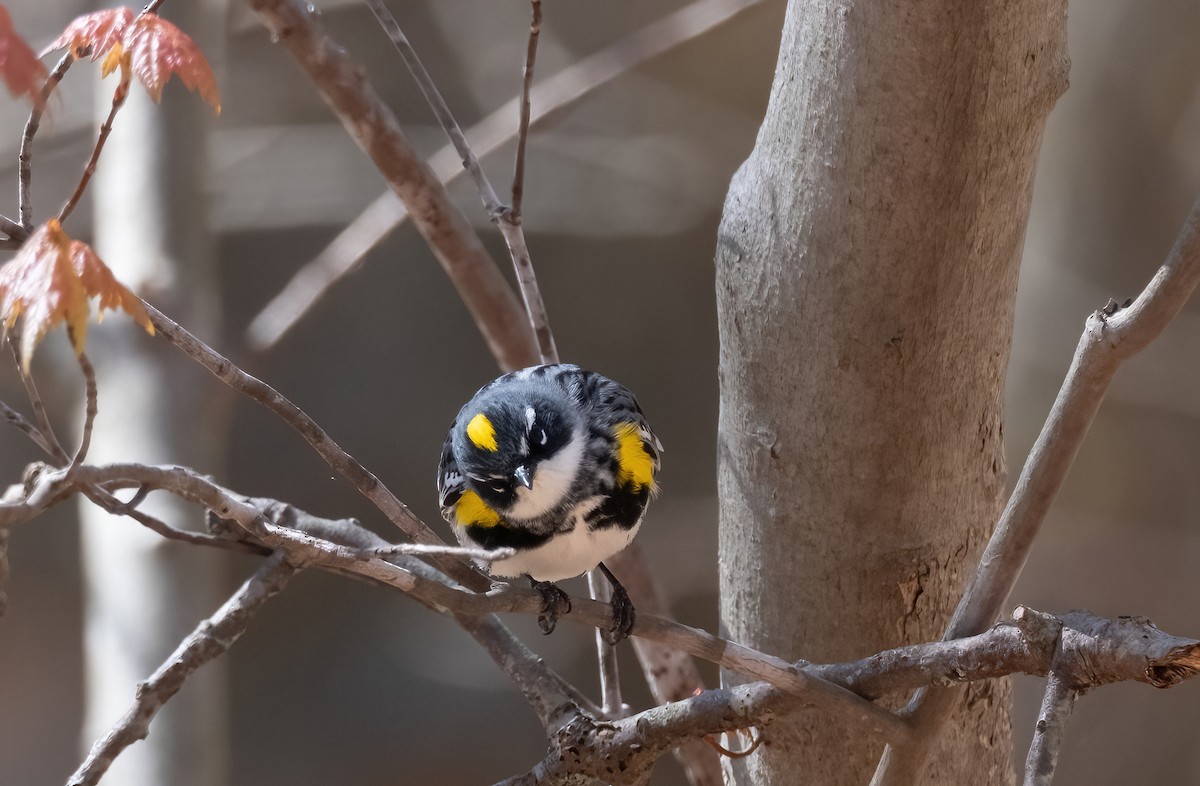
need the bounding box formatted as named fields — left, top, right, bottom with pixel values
left=0, top=220, right=153, bottom=369
left=0, top=4, right=48, bottom=104
left=41, top=8, right=219, bottom=112
left=40, top=7, right=133, bottom=62
left=125, top=15, right=219, bottom=111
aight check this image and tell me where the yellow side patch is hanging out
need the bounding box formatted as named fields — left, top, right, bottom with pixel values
left=614, top=422, right=656, bottom=491
left=455, top=490, right=502, bottom=528
left=466, top=412, right=498, bottom=451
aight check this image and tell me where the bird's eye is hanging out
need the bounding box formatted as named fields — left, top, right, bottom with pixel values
left=491, top=483, right=507, bottom=494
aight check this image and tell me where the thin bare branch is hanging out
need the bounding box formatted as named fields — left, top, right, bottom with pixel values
left=1024, top=671, right=1076, bottom=786
left=59, top=85, right=128, bottom=224
left=511, top=0, right=541, bottom=221
left=362, top=0, right=503, bottom=214
left=18, top=52, right=76, bottom=230
left=82, top=485, right=269, bottom=555
left=1, top=398, right=60, bottom=458
left=9, top=337, right=68, bottom=464
left=143, top=301, right=491, bottom=591
left=69, top=349, right=97, bottom=472
left=587, top=568, right=626, bottom=717
left=457, top=612, right=582, bottom=732
left=68, top=552, right=297, bottom=786
left=247, top=0, right=538, bottom=370
left=0, top=214, right=26, bottom=244
left=359, top=0, right=556, bottom=365
left=245, top=0, right=764, bottom=353
left=877, top=194, right=1200, bottom=783
left=368, top=541, right=515, bottom=561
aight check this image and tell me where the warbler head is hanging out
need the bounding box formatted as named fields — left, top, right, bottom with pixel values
left=452, top=383, right=585, bottom=519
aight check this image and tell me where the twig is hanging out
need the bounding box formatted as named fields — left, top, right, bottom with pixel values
left=1024, top=671, right=1076, bottom=786
left=9, top=337, right=68, bottom=464
left=59, top=85, right=128, bottom=224
left=82, top=484, right=270, bottom=555
left=69, top=349, right=97, bottom=472
left=587, top=568, right=626, bottom=717
left=245, top=0, right=765, bottom=353
left=457, top=611, right=582, bottom=732
left=359, top=0, right=556, bottom=365
left=0, top=526, right=8, bottom=617
left=876, top=194, right=1200, bottom=784
left=362, top=0, right=505, bottom=215
left=510, top=0, right=541, bottom=222
left=0, top=214, right=27, bottom=245
left=18, top=52, right=76, bottom=230
left=247, top=0, right=538, bottom=371
left=67, top=551, right=297, bottom=786
left=1, top=398, right=61, bottom=459
left=368, top=542, right=515, bottom=561
left=142, top=302, right=490, bottom=591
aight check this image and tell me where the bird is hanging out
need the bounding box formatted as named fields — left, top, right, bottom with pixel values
left=437, top=363, right=661, bottom=643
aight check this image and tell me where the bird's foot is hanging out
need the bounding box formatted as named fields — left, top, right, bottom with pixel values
left=530, top=577, right=571, bottom=635
left=598, top=562, right=636, bottom=645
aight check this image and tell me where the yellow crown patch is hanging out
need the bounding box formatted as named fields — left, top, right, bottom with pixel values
left=467, top=412, right=499, bottom=451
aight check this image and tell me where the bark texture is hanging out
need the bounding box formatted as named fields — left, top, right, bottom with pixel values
left=715, top=1, right=1068, bottom=783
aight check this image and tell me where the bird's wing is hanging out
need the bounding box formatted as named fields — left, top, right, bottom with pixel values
left=436, top=424, right=466, bottom=519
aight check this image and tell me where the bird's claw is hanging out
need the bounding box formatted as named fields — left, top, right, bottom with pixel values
left=530, top=578, right=571, bottom=635
left=601, top=581, right=636, bottom=645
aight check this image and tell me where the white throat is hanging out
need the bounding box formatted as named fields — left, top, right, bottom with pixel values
left=507, top=426, right=585, bottom=520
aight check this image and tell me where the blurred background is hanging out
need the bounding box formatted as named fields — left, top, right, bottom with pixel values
left=2, top=0, right=1200, bottom=783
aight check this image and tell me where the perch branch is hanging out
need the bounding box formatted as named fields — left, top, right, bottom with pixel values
left=246, top=0, right=538, bottom=371
left=877, top=193, right=1200, bottom=784
left=11, top=460, right=1200, bottom=782
left=16, top=459, right=904, bottom=742
left=67, top=552, right=298, bottom=786
left=143, top=301, right=489, bottom=591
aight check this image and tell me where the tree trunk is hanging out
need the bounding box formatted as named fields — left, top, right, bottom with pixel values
left=715, top=1, right=1068, bottom=783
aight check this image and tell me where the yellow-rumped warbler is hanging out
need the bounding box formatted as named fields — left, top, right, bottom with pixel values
left=437, top=364, right=661, bottom=642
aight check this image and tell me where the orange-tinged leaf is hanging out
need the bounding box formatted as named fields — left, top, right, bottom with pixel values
left=100, top=41, right=126, bottom=78
left=40, top=7, right=133, bottom=61
left=0, top=220, right=89, bottom=368
left=0, top=220, right=154, bottom=369
left=125, top=14, right=219, bottom=112
left=69, top=238, right=153, bottom=336
left=0, top=5, right=48, bottom=104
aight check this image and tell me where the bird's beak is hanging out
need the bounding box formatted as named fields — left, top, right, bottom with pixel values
left=513, top=464, right=534, bottom=490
